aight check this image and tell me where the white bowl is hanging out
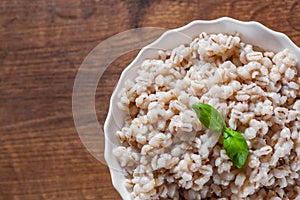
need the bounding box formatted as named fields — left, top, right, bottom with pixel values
left=104, top=17, right=300, bottom=199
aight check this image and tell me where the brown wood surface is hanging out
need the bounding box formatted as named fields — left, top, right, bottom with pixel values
left=1, top=0, right=300, bottom=199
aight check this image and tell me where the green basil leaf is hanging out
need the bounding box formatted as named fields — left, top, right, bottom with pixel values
left=192, top=103, right=225, bottom=133
left=192, top=102, right=249, bottom=169
left=223, top=127, right=248, bottom=168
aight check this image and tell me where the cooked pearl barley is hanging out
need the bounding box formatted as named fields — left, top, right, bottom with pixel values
left=114, top=32, right=300, bottom=199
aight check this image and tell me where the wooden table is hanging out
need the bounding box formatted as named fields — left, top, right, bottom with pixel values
left=1, top=0, right=300, bottom=199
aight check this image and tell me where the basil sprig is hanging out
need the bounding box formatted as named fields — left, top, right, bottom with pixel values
left=192, top=103, right=248, bottom=169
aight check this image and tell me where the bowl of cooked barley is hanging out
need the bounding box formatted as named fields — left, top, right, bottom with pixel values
left=104, top=17, right=300, bottom=200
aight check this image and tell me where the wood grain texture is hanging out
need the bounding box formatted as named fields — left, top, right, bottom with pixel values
left=1, top=0, right=300, bottom=199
